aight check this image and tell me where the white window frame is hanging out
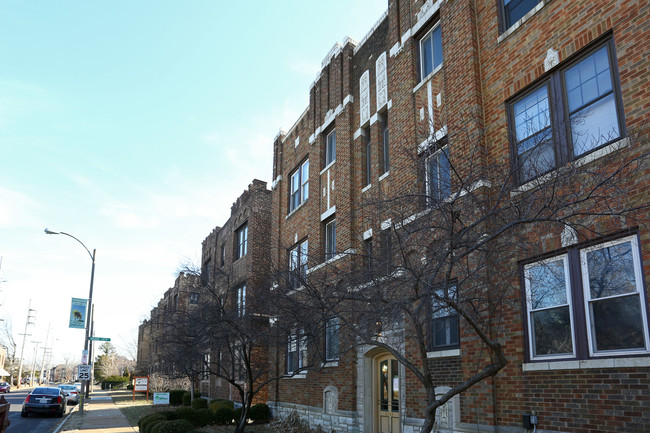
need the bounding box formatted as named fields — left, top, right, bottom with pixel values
left=289, top=239, right=308, bottom=288
left=524, top=254, right=576, bottom=360
left=287, top=329, right=307, bottom=374
left=425, top=145, right=451, bottom=202
left=325, top=219, right=337, bottom=261
left=419, top=21, right=443, bottom=80
left=325, top=130, right=336, bottom=166
left=524, top=235, right=650, bottom=362
left=237, top=284, right=246, bottom=317
left=580, top=236, right=650, bottom=357
left=325, top=317, right=339, bottom=361
left=235, top=224, right=248, bottom=259
left=290, top=159, right=309, bottom=212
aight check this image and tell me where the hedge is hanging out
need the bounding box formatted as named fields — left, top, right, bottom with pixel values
left=212, top=406, right=233, bottom=425
left=249, top=403, right=271, bottom=423
left=191, top=397, right=208, bottom=410
left=167, top=389, right=185, bottom=406
left=181, top=390, right=201, bottom=406
left=101, top=375, right=129, bottom=390
left=151, top=419, right=194, bottom=433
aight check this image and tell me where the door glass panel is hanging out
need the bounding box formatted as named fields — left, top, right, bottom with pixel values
left=391, top=359, right=399, bottom=412
left=380, top=360, right=388, bottom=411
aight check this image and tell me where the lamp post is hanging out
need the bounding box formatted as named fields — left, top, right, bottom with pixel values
left=45, top=228, right=95, bottom=414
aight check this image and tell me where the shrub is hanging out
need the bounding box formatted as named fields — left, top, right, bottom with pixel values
left=194, top=408, right=213, bottom=427
left=151, top=419, right=194, bottom=433
left=249, top=403, right=271, bottom=423
left=209, top=399, right=234, bottom=412
left=138, top=413, right=166, bottom=432
left=181, top=390, right=201, bottom=406
left=101, top=375, right=130, bottom=390
left=126, top=384, right=134, bottom=390
left=173, top=406, right=196, bottom=422
left=191, top=397, right=208, bottom=410
left=168, top=389, right=185, bottom=406
left=212, top=406, right=234, bottom=425
left=145, top=417, right=167, bottom=433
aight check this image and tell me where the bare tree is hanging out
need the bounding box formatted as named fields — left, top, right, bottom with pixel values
left=273, top=119, right=649, bottom=433
left=156, top=263, right=294, bottom=433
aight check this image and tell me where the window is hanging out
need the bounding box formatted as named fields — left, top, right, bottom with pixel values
left=431, top=286, right=459, bottom=350
left=236, top=285, right=246, bottom=317
left=173, top=294, right=178, bottom=312
left=364, top=238, right=374, bottom=272
left=381, top=229, right=393, bottom=271
left=235, top=223, right=248, bottom=260
left=325, top=130, right=336, bottom=166
left=510, top=40, right=623, bottom=184
left=382, top=120, right=389, bottom=174
left=419, top=22, right=443, bottom=80
left=287, top=329, right=307, bottom=374
left=289, top=239, right=308, bottom=289
left=524, top=235, right=649, bottom=361
left=325, top=317, right=340, bottom=361
left=501, top=0, right=540, bottom=30
left=324, top=219, right=337, bottom=261
left=290, top=159, right=309, bottom=212
left=202, top=259, right=211, bottom=285
left=426, top=146, right=451, bottom=202
left=365, top=136, right=372, bottom=186
left=190, top=293, right=199, bottom=305
left=202, top=353, right=210, bottom=380
left=233, top=346, right=245, bottom=381
left=220, top=244, right=226, bottom=267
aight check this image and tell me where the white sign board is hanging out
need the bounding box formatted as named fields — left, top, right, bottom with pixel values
left=153, top=393, right=170, bottom=405
left=78, top=364, right=91, bottom=381
left=134, top=377, right=148, bottom=391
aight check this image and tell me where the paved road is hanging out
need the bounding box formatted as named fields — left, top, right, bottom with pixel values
left=2, top=387, right=71, bottom=433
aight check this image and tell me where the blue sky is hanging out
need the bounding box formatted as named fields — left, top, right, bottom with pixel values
left=0, top=0, right=387, bottom=366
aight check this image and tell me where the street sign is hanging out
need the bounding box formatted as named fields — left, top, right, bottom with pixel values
left=78, top=364, right=91, bottom=381
left=89, top=337, right=111, bottom=341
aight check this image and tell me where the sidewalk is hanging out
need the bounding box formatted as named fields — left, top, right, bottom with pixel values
left=60, top=388, right=136, bottom=433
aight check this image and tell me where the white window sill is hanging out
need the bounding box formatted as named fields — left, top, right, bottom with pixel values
left=522, top=355, right=650, bottom=371
left=320, top=160, right=336, bottom=175
left=379, top=171, right=390, bottom=181
left=286, top=200, right=308, bottom=219
left=307, top=248, right=356, bottom=274
left=285, top=373, right=307, bottom=379
left=362, top=184, right=372, bottom=193
left=497, top=0, right=550, bottom=44
left=321, top=361, right=339, bottom=368
left=413, top=63, right=443, bottom=94
left=427, top=348, right=460, bottom=359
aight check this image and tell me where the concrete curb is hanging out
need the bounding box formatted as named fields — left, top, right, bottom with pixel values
left=52, top=403, right=79, bottom=433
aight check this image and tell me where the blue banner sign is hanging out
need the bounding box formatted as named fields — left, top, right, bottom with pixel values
left=69, top=297, right=88, bottom=329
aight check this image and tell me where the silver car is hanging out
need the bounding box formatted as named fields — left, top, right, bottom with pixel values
left=57, top=384, right=79, bottom=404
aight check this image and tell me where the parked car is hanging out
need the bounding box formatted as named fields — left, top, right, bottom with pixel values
left=0, top=382, right=9, bottom=393
left=57, top=384, right=79, bottom=404
left=21, top=387, right=67, bottom=417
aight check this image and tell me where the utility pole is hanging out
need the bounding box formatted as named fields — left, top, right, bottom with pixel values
left=40, top=324, right=51, bottom=384
left=29, top=341, right=41, bottom=386
left=16, top=300, right=35, bottom=388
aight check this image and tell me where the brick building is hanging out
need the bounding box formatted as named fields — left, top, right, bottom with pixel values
left=137, top=272, right=202, bottom=375
left=137, top=180, right=273, bottom=404
left=198, top=179, right=273, bottom=402
left=265, top=0, right=650, bottom=432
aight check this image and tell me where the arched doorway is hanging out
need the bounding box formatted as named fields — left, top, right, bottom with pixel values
left=375, top=353, right=400, bottom=433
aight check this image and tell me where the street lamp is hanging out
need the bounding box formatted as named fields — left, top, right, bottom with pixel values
left=44, top=228, right=96, bottom=412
